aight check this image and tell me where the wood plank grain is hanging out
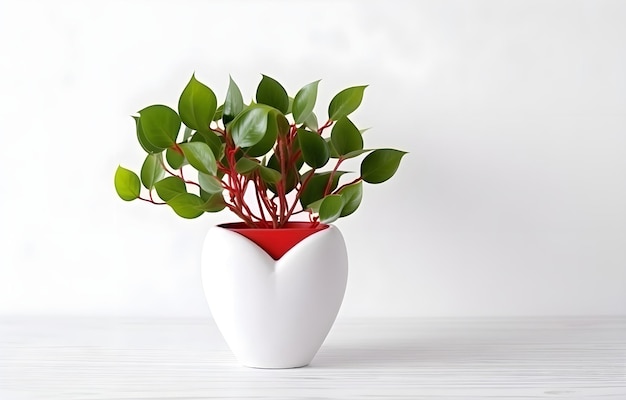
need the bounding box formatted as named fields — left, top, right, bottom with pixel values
left=1, top=317, right=624, bottom=399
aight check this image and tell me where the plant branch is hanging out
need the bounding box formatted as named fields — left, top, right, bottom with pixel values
left=324, top=158, right=344, bottom=196
left=317, top=119, right=333, bottom=134
left=334, top=177, right=362, bottom=194
left=139, top=196, right=166, bottom=205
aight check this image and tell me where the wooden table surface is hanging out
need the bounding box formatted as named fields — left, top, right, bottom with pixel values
left=1, top=317, right=624, bottom=399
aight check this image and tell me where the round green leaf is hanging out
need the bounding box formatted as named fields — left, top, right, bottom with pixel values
left=331, top=116, right=363, bottom=156
left=213, top=104, right=224, bottom=121
left=293, top=80, right=320, bottom=124
left=267, top=154, right=300, bottom=194
left=166, top=147, right=186, bottom=169
left=200, top=192, right=227, bottom=212
left=328, top=85, right=367, bottom=121
left=326, top=138, right=340, bottom=158
left=299, top=170, right=347, bottom=208
left=182, top=127, right=194, bottom=142
left=179, top=142, right=217, bottom=175
left=305, top=197, right=324, bottom=213
left=343, top=149, right=372, bottom=159
left=178, top=74, right=217, bottom=133
left=319, top=195, right=344, bottom=224
left=337, top=181, right=363, bottom=217
left=259, top=165, right=282, bottom=184
left=303, top=111, right=319, bottom=131
left=223, top=76, right=244, bottom=124
left=166, top=193, right=205, bottom=219
left=297, top=129, right=330, bottom=168
left=190, top=130, right=223, bottom=159
left=138, top=105, right=181, bottom=148
left=360, top=149, right=407, bottom=184
left=245, top=110, right=286, bottom=157
left=154, top=176, right=187, bottom=201
left=133, top=116, right=162, bottom=153
left=229, top=106, right=270, bottom=148
left=235, top=157, right=260, bottom=175
left=140, top=153, right=165, bottom=189
left=114, top=166, right=141, bottom=201
left=256, top=75, right=289, bottom=114
left=198, top=172, right=224, bottom=194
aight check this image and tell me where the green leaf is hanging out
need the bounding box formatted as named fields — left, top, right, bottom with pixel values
left=229, top=105, right=270, bottom=148
left=166, top=147, right=186, bottom=169
left=331, top=116, right=363, bottom=156
left=190, top=130, right=223, bottom=159
left=179, top=142, right=217, bottom=175
left=183, top=127, right=194, bottom=142
left=178, top=74, right=217, bottom=133
left=343, top=149, right=372, bottom=159
left=213, top=104, right=224, bottom=121
left=268, top=139, right=304, bottom=171
left=337, top=181, right=362, bottom=216
left=326, top=138, right=340, bottom=158
left=293, top=80, right=320, bottom=124
left=266, top=155, right=300, bottom=194
left=166, top=193, right=205, bottom=219
left=256, top=75, right=289, bottom=113
left=245, top=110, right=286, bottom=157
left=259, top=165, right=282, bottom=184
left=140, top=153, right=164, bottom=189
left=297, top=129, right=329, bottom=168
left=287, top=96, right=294, bottom=114
left=114, top=166, right=141, bottom=201
left=154, top=176, right=187, bottom=201
left=133, top=116, right=162, bottom=153
left=328, top=85, right=367, bottom=121
left=200, top=192, right=227, bottom=212
left=319, top=195, right=344, bottom=224
left=235, top=157, right=260, bottom=175
left=361, top=149, right=407, bottom=184
left=138, top=105, right=181, bottom=148
left=306, top=197, right=324, bottom=213
left=223, top=76, right=244, bottom=124
left=198, top=172, right=224, bottom=194
left=299, top=170, right=346, bottom=208
left=303, top=111, right=319, bottom=131
left=327, top=141, right=372, bottom=160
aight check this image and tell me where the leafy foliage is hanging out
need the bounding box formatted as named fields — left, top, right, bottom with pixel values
left=115, top=74, right=406, bottom=227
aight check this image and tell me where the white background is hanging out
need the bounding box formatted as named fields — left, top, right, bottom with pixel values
left=0, top=0, right=624, bottom=318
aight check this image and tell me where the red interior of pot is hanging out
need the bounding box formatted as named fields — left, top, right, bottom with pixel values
left=221, top=222, right=329, bottom=260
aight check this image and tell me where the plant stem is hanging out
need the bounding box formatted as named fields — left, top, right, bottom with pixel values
left=317, top=119, right=333, bottom=134
left=253, top=178, right=268, bottom=226
left=139, top=196, right=166, bottom=205
left=324, top=158, right=344, bottom=196
left=334, top=177, right=362, bottom=194
left=285, top=168, right=316, bottom=220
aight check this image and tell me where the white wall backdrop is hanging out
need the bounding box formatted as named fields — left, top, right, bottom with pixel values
left=0, top=0, right=624, bottom=318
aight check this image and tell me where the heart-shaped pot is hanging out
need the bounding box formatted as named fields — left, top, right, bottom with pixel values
left=201, top=223, right=348, bottom=368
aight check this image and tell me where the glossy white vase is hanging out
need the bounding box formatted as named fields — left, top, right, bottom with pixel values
left=201, top=223, right=348, bottom=368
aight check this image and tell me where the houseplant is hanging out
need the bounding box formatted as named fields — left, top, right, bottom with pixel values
left=115, top=74, right=406, bottom=368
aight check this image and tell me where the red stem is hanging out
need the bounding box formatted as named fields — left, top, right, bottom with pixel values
left=139, top=196, right=166, bottom=205
left=334, top=177, right=363, bottom=194
left=324, top=158, right=344, bottom=196
left=317, top=119, right=333, bottom=134
left=285, top=168, right=316, bottom=220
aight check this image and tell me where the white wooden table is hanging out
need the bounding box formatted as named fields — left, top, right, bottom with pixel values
left=1, top=317, right=624, bottom=399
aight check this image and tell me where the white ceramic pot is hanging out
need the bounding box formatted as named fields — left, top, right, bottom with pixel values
left=201, top=223, right=348, bottom=368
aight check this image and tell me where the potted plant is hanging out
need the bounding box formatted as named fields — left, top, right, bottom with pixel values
left=114, top=74, right=406, bottom=368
